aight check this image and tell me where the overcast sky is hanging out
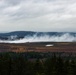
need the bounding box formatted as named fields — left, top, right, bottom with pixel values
left=0, top=0, right=76, bottom=32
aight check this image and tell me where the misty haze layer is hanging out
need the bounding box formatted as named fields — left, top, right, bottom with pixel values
left=0, top=32, right=76, bottom=43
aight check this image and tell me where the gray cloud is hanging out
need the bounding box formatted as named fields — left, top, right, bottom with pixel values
left=0, top=0, right=76, bottom=32
left=4, top=0, right=23, bottom=6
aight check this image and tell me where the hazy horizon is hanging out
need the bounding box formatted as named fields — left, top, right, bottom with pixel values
left=0, top=30, right=76, bottom=33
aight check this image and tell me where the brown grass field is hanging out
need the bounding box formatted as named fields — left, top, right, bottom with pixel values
left=0, top=42, right=76, bottom=53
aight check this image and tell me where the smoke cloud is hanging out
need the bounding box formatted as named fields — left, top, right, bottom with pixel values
left=0, top=33, right=76, bottom=43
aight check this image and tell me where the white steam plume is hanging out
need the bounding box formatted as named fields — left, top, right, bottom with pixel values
left=0, top=33, right=76, bottom=43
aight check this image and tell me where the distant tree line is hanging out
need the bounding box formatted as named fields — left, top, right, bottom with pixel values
left=0, top=52, right=76, bottom=75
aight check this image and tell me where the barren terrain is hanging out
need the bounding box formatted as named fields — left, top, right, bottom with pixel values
left=0, top=42, right=76, bottom=53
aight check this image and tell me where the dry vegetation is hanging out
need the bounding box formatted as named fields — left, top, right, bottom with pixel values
left=0, top=42, right=76, bottom=53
